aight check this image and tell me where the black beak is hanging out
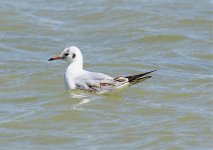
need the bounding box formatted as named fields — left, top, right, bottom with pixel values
left=48, top=58, right=54, bottom=61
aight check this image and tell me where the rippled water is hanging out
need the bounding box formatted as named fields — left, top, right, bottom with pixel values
left=0, top=0, right=213, bottom=149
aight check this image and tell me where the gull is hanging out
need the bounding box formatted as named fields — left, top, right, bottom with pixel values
left=48, top=46, right=156, bottom=94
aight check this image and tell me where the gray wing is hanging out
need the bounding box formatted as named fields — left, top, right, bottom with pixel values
left=74, top=71, right=128, bottom=93
left=74, top=70, right=156, bottom=93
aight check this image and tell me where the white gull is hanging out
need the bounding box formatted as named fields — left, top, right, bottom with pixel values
left=48, top=46, right=156, bottom=94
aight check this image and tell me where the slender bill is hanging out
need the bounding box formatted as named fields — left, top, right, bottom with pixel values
left=48, top=56, right=62, bottom=61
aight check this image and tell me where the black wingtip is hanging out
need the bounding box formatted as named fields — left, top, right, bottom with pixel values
left=139, top=69, right=157, bottom=77
left=125, top=69, right=157, bottom=82
left=129, top=75, right=152, bottom=86
left=148, top=69, right=158, bottom=74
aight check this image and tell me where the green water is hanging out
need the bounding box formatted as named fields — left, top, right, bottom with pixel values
left=0, top=0, right=213, bottom=149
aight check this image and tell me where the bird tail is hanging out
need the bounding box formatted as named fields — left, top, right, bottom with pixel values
left=125, top=70, right=157, bottom=86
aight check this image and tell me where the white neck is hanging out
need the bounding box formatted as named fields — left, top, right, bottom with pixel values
left=64, top=58, right=84, bottom=89
left=66, top=60, right=83, bottom=74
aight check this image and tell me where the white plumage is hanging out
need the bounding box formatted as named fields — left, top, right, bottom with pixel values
left=49, top=46, right=156, bottom=94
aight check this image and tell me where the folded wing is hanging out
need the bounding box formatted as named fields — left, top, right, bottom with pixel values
left=74, top=70, right=157, bottom=93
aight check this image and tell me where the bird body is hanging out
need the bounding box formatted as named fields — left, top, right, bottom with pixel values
left=49, top=46, right=156, bottom=94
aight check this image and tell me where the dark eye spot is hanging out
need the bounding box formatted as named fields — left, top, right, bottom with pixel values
left=72, top=53, right=76, bottom=59
left=64, top=53, right=69, bottom=56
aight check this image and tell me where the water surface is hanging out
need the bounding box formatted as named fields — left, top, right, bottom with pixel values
left=0, top=0, right=213, bottom=149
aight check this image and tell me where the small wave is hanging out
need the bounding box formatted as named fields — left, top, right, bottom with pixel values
left=137, top=34, right=186, bottom=42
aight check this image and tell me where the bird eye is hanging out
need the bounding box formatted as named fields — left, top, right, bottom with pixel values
left=72, top=53, right=76, bottom=59
left=64, top=53, right=69, bottom=56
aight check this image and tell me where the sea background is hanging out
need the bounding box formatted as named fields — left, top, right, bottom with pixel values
left=0, top=0, right=212, bottom=149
